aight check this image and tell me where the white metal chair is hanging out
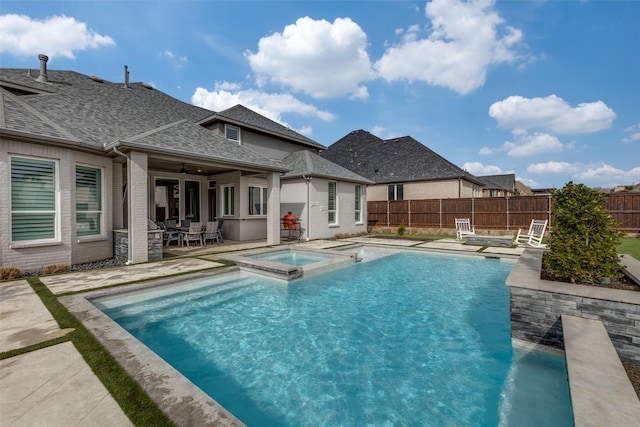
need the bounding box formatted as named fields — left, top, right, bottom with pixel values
left=515, top=219, right=547, bottom=247
left=455, top=218, right=476, bottom=240
left=181, top=221, right=203, bottom=247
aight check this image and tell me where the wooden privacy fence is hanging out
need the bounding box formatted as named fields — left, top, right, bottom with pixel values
left=368, top=193, right=640, bottom=232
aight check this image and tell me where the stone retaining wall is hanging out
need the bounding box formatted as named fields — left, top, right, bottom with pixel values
left=113, top=229, right=163, bottom=263
left=507, top=250, right=640, bottom=363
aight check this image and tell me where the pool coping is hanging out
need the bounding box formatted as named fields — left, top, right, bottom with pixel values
left=218, top=246, right=360, bottom=280
left=60, top=267, right=247, bottom=427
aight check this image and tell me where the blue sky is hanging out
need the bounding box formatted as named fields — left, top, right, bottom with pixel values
left=1, top=0, right=638, bottom=189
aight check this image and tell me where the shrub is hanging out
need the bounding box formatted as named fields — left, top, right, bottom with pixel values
left=545, top=182, right=623, bottom=284
left=397, top=225, right=406, bottom=237
left=0, top=266, right=22, bottom=281
left=43, top=263, right=70, bottom=275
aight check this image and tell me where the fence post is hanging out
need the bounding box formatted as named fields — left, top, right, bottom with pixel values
left=387, top=200, right=390, bottom=227
left=471, top=197, right=475, bottom=226
left=548, top=194, right=552, bottom=231
left=439, top=199, right=442, bottom=229
left=506, top=196, right=509, bottom=230
left=408, top=200, right=411, bottom=228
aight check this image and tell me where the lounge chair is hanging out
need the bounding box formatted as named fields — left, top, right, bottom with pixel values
left=515, top=219, right=547, bottom=247
left=181, top=221, right=203, bottom=247
left=455, top=218, right=476, bottom=240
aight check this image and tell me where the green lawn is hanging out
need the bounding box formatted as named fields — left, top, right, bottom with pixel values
left=618, top=237, right=640, bottom=260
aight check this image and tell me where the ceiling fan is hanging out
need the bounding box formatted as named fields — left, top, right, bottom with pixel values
left=180, top=164, right=203, bottom=174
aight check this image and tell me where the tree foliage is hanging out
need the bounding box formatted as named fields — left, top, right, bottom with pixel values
left=545, top=182, right=623, bottom=284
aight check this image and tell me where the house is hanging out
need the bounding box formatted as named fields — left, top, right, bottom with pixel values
left=0, top=55, right=368, bottom=272
left=477, top=174, right=516, bottom=197
left=320, top=130, right=484, bottom=201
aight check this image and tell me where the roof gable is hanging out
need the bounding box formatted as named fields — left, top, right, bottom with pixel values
left=201, top=104, right=325, bottom=150
left=320, top=130, right=482, bottom=185
left=281, top=150, right=372, bottom=184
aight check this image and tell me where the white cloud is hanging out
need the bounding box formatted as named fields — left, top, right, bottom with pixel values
left=527, top=161, right=577, bottom=174
left=191, top=84, right=335, bottom=127
left=375, top=0, right=525, bottom=94
left=481, top=131, right=567, bottom=157
left=0, top=14, right=115, bottom=59
left=371, top=126, right=402, bottom=140
left=462, top=162, right=503, bottom=175
left=503, top=132, right=564, bottom=157
left=245, top=16, right=374, bottom=99
left=622, top=123, right=640, bottom=143
left=162, top=49, right=188, bottom=67
left=527, top=161, right=640, bottom=185
left=489, top=94, right=616, bottom=134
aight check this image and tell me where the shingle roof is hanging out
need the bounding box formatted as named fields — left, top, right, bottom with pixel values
left=477, top=174, right=515, bottom=191
left=202, top=104, right=326, bottom=151
left=0, top=69, right=287, bottom=171
left=320, top=129, right=484, bottom=185
left=280, top=150, right=372, bottom=184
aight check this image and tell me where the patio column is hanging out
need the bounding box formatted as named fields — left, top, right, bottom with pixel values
left=112, top=161, right=124, bottom=229
left=129, top=151, right=148, bottom=263
left=266, top=171, right=281, bottom=245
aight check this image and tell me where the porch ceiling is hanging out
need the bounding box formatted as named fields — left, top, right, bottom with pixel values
left=148, top=158, right=270, bottom=178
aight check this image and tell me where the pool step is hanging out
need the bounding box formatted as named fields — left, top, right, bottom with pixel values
left=106, top=276, right=264, bottom=320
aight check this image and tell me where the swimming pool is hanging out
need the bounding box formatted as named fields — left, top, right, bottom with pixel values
left=95, top=250, right=572, bottom=426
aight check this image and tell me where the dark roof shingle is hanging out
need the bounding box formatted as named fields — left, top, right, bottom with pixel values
left=320, top=129, right=483, bottom=185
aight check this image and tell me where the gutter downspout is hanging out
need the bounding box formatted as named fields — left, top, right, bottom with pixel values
left=303, top=175, right=311, bottom=241
left=111, top=146, right=133, bottom=265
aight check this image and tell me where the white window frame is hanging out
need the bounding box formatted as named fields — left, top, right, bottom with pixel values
left=328, top=181, right=338, bottom=226
left=184, top=179, right=201, bottom=222
left=222, top=184, right=235, bottom=216
left=225, top=124, right=241, bottom=143
left=10, top=155, right=60, bottom=245
left=354, top=184, right=363, bottom=224
left=248, top=184, right=267, bottom=216
left=75, top=163, right=105, bottom=239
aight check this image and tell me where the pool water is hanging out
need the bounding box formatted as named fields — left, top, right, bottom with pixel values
left=247, top=249, right=336, bottom=266
left=97, top=251, right=572, bottom=426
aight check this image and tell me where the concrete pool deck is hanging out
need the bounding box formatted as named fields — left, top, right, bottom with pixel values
left=0, top=237, right=637, bottom=426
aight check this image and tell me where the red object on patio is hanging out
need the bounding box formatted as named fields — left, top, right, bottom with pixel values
left=283, top=212, right=297, bottom=230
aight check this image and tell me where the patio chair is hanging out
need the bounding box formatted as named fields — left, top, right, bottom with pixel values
left=455, top=218, right=476, bottom=240
left=214, top=219, right=224, bottom=244
left=159, top=222, right=181, bottom=247
left=181, top=221, right=203, bottom=247
left=202, top=221, right=219, bottom=245
left=515, top=219, right=547, bottom=247
left=164, top=219, right=177, bottom=229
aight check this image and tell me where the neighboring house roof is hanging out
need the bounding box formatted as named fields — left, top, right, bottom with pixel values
left=320, top=129, right=484, bottom=185
left=0, top=68, right=287, bottom=171
left=281, top=150, right=373, bottom=184
left=199, top=104, right=326, bottom=151
left=477, top=174, right=515, bottom=192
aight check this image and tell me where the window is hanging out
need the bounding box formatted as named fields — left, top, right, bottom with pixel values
left=222, top=184, right=235, bottom=216
left=354, top=185, right=362, bottom=223
left=155, top=178, right=180, bottom=222
left=11, top=156, right=58, bottom=242
left=185, top=180, right=200, bottom=222
left=76, top=165, right=103, bottom=237
left=388, top=183, right=404, bottom=201
left=328, top=181, right=337, bottom=225
left=225, top=125, right=240, bottom=142
left=249, top=185, right=267, bottom=216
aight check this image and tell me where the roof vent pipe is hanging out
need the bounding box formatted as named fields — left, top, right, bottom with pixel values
left=36, top=54, right=49, bottom=83
left=124, top=65, right=129, bottom=88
